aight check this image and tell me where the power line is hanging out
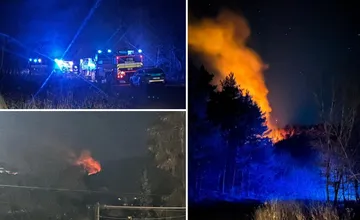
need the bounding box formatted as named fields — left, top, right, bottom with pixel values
left=100, top=215, right=186, bottom=220
left=0, top=184, right=165, bottom=197
left=102, top=205, right=185, bottom=211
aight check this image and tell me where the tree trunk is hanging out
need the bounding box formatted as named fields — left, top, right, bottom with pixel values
left=354, top=179, right=359, bottom=201
left=334, top=183, right=339, bottom=206
left=222, top=168, right=226, bottom=194
left=224, top=147, right=237, bottom=194
left=333, top=174, right=343, bottom=206
left=232, top=168, right=236, bottom=191
left=341, top=176, right=346, bottom=202
left=325, top=161, right=331, bottom=203
left=326, top=179, right=330, bottom=203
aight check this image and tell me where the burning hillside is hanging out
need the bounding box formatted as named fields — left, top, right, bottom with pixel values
left=189, top=10, right=290, bottom=143
left=74, top=150, right=101, bottom=175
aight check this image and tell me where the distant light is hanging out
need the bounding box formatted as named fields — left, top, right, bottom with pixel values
left=98, top=50, right=102, bottom=54
left=80, top=59, right=83, bottom=63
left=29, top=58, right=32, bottom=62
left=88, top=63, right=96, bottom=69
left=138, top=49, right=142, bottom=53
left=69, top=61, right=74, bottom=65
left=54, top=58, right=59, bottom=62
left=107, top=49, right=112, bottom=53
left=34, top=59, right=38, bottom=63
left=38, top=59, right=42, bottom=63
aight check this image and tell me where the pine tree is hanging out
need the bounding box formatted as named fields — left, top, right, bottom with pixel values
left=139, top=169, right=153, bottom=219
left=207, top=73, right=266, bottom=194
left=188, top=63, right=220, bottom=200
left=148, top=112, right=185, bottom=206
left=139, top=169, right=152, bottom=206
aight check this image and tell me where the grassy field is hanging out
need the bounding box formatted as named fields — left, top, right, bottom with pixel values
left=0, top=71, right=185, bottom=109
left=190, top=200, right=360, bottom=220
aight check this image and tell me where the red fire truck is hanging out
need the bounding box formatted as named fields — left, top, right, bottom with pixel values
left=115, top=49, right=144, bottom=83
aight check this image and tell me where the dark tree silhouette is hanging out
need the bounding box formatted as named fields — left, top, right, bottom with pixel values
left=188, top=61, right=218, bottom=199
left=147, top=112, right=185, bottom=206
left=206, top=72, right=266, bottom=194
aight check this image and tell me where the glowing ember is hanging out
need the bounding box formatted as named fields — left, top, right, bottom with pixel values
left=75, top=150, right=101, bottom=175
left=265, top=127, right=295, bottom=143
left=189, top=10, right=287, bottom=143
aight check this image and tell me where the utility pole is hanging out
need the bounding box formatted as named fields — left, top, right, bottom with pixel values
left=94, top=202, right=100, bottom=220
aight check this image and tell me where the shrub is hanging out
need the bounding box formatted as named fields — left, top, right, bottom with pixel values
left=254, top=201, right=354, bottom=220
left=254, top=200, right=305, bottom=220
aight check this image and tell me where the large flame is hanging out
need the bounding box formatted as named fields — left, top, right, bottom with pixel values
left=75, top=150, right=101, bottom=175
left=189, top=10, right=285, bottom=143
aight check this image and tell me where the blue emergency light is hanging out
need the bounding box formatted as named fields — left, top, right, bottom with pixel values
left=29, top=58, right=42, bottom=63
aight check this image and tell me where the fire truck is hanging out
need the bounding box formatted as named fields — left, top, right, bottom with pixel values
left=79, top=58, right=96, bottom=81
left=54, top=59, right=75, bottom=73
left=94, top=49, right=115, bottom=83
left=94, top=49, right=143, bottom=84
left=26, top=58, right=51, bottom=75
left=115, top=49, right=143, bottom=83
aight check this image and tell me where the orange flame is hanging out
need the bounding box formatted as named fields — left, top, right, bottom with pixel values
left=189, top=10, right=285, bottom=143
left=75, top=150, right=101, bottom=175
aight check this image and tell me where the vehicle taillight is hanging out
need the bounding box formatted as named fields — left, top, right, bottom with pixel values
left=117, top=71, right=125, bottom=78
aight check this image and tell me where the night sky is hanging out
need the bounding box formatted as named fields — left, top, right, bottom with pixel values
left=0, top=0, right=185, bottom=59
left=0, top=111, right=157, bottom=171
left=189, top=0, right=360, bottom=126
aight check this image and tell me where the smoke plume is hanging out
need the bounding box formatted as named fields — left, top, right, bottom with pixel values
left=189, top=10, right=285, bottom=142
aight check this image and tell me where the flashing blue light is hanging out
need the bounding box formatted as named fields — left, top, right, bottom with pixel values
left=29, top=58, right=32, bottom=62
left=34, top=59, right=38, bottom=63
left=138, top=49, right=142, bottom=53
left=54, top=59, right=64, bottom=69
left=38, top=59, right=42, bottom=63
left=107, top=49, right=112, bottom=53
left=98, top=50, right=102, bottom=54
